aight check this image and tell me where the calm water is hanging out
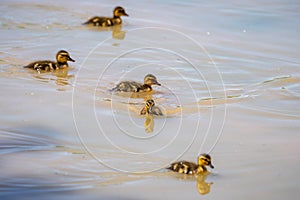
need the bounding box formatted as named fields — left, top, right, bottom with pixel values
left=1, top=0, right=300, bottom=199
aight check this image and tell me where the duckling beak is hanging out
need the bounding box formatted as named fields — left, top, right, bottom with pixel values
left=153, top=81, right=161, bottom=86
left=68, top=57, right=75, bottom=62
left=209, top=163, right=214, bottom=169
left=123, top=11, right=129, bottom=17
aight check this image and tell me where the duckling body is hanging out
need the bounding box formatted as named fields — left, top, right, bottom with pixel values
left=140, top=99, right=163, bottom=116
left=167, top=154, right=214, bottom=175
left=24, top=60, right=58, bottom=71
left=112, top=74, right=161, bottom=93
left=113, top=81, right=145, bottom=92
left=24, top=50, right=75, bottom=72
left=83, top=6, right=128, bottom=27
left=168, top=161, right=203, bottom=175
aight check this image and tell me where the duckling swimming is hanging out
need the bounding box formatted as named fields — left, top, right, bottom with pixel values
left=167, top=154, right=214, bottom=175
left=83, top=6, right=129, bottom=27
left=111, top=74, right=161, bottom=93
left=24, top=50, right=75, bottom=72
left=140, top=99, right=163, bottom=116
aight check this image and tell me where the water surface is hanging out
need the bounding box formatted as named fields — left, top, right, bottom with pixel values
left=1, top=0, right=300, bottom=199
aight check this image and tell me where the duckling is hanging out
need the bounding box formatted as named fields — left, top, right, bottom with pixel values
left=111, top=74, right=161, bottom=92
left=83, top=6, right=129, bottom=27
left=24, top=50, right=75, bottom=72
left=167, top=154, right=214, bottom=175
left=140, top=99, right=163, bottom=116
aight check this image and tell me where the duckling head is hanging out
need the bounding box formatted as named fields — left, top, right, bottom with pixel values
left=146, top=99, right=155, bottom=110
left=56, top=50, right=75, bottom=64
left=198, top=154, right=214, bottom=169
left=144, top=74, right=161, bottom=86
left=113, top=6, right=129, bottom=18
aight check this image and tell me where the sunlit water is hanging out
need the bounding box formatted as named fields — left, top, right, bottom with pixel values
left=1, top=0, right=300, bottom=199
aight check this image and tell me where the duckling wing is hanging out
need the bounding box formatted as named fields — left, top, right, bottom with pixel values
left=112, top=81, right=142, bottom=92
left=140, top=107, right=147, bottom=115
left=167, top=161, right=198, bottom=174
left=83, top=16, right=114, bottom=27
left=151, top=106, right=163, bottom=116
left=24, top=60, right=58, bottom=71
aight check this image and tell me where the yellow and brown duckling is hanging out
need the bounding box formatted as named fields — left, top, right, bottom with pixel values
left=83, top=6, right=129, bottom=27
left=24, top=50, right=75, bottom=72
left=140, top=99, right=163, bottom=116
left=112, top=74, right=161, bottom=92
left=167, top=154, right=214, bottom=175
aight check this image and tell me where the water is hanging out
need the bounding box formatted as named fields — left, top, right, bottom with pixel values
left=1, top=0, right=300, bottom=199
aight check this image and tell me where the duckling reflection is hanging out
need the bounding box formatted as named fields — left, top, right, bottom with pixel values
left=53, top=67, right=74, bottom=87
left=111, top=25, right=126, bottom=40
left=196, top=171, right=213, bottom=195
left=140, top=99, right=163, bottom=133
left=144, top=113, right=154, bottom=133
left=32, top=67, right=74, bottom=90
left=86, top=24, right=126, bottom=40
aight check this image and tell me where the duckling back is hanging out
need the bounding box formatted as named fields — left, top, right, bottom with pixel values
left=112, top=81, right=142, bottom=92
left=24, top=60, right=58, bottom=71
left=83, top=17, right=114, bottom=27
left=167, top=161, right=200, bottom=175
left=140, top=105, right=163, bottom=116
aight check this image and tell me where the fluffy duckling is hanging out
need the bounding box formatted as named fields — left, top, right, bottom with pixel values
left=140, top=99, right=163, bottom=116
left=112, top=74, right=161, bottom=92
left=167, top=154, right=214, bottom=175
left=24, top=50, right=75, bottom=72
left=83, top=6, right=129, bottom=27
